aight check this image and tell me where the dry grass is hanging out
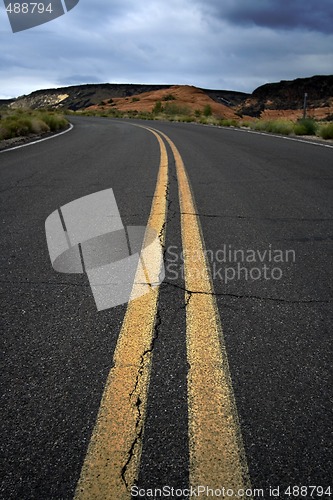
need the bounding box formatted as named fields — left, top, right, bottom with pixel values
left=0, top=108, right=68, bottom=141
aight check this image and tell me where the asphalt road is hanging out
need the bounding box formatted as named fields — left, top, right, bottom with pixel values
left=1, top=116, right=332, bottom=499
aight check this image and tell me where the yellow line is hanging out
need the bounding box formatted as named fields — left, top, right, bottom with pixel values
left=75, top=129, right=168, bottom=499
left=154, top=128, right=251, bottom=497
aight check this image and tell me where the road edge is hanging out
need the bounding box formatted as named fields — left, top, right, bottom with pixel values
left=0, top=123, right=74, bottom=154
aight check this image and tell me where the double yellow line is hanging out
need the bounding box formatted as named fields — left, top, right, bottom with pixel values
left=75, top=126, right=250, bottom=499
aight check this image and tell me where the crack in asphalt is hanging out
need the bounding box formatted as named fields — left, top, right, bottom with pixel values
left=121, top=175, right=174, bottom=491
left=157, top=183, right=178, bottom=251
left=183, top=290, right=193, bottom=309
left=180, top=212, right=333, bottom=222
left=163, top=281, right=332, bottom=304
left=121, top=307, right=163, bottom=491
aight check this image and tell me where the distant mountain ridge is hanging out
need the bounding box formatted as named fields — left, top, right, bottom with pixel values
left=2, top=75, right=332, bottom=119
left=3, top=83, right=249, bottom=111
left=3, top=83, right=173, bottom=111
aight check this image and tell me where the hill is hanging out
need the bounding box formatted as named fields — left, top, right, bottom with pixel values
left=86, top=85, right=243, bottom=119
left=2, top=75, right=333, bottom=120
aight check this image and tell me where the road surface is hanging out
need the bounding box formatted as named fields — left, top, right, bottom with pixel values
left=1, top=117, right=332, bottom=499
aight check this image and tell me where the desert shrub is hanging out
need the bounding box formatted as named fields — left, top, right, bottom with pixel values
left=219, top=119, right=239, bottom=127
left=250, top=120, right=266, bottom=131
left=163, top=103, right=191, bottom=116
left=319, top=123, right=333, bottom=140
left=268, top=120, right=294, bottom=135
left=153, top=101, right=163, bottom=114
left=249, top=119, right=293, bottom=135
left=131, top=97, right=140, bottom=102
left=294, top=118, right=317, bottom=136
left=198, top=116, right=218, bottom=125
left=0, top=115, right=33, bottom=137
left=163, top=94, right=176, bottom=101
left=0, top=124, right=14, bottom=140
left=203, top=104, right=212, bottom=117
left=206, top=116, right=220, bottom=125
left=30, top=118, right=50, bottom=134
left=16, top=117, right=33, bottom=135
left=39, top=112, right=67, bottom=131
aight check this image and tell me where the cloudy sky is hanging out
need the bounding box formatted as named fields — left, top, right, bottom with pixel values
left=1, top=0, right=333, bottom=99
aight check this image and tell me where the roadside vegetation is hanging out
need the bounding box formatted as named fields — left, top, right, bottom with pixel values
left=1, top=104, right=331, bottom=144
left=246, top=118, right=333, bottom=140
left=0, top=108, right=69, bottom=141
left=75, top=105, right=333, bottom=141
left=318, top=122, right=333, bottom=140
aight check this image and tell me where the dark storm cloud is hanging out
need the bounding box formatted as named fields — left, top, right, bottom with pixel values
left=207, top=0, right=333, bottom=34
left=0, top=0, right=332, bottom=97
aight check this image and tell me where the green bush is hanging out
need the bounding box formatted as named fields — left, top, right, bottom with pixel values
left=31, top=118, right=50, bottom=134
left=250, top=119, right=294, bottom=135
left=153, top=101, right=164, bottom=114
left=203, top=104, right=212, bottom=117
left=319, top=123, right=333, bottom=140
left=39, top=112, right=67, bottom=131
left=0, top=115, right=32, bottom=137
left=0, top=124, right=13, bottom=140
left=294, top=118, right=317, bottom=136
left=251, top=120, right=268, bottom=132
left=268, top=120, right=294, bottom=135
left=219, top=119, right=239, bottom=127
left=162, top=94, right=176, bottom=101
left=163, top=103, right=191, bottom=116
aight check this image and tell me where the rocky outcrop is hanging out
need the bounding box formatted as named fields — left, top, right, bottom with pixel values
left=200, top=89, right=249, bottom=108
left=239, top=75, right=333, bottom=117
